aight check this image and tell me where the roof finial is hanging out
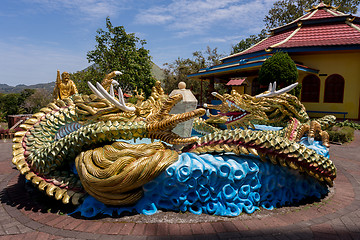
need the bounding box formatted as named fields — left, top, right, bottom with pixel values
left=332, top=5, right=341, bottom=10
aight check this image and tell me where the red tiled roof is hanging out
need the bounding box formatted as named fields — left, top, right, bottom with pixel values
left=304, top=8, right=337, bottom=19
left=226, top=4, right=360, bottom=59
left=279, top=23, right=360, bottom=48
left=226, top=78, right=246, bottom=86
left=240, top=30, right=294, bottom=55
left=300, top=3, right=348, bottom=20
left=315, top=2, right=327, bottom=8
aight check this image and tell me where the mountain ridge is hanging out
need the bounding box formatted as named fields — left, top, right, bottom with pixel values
left=0, top=82, right=55, bottom=94
left=0, top=62, right=165, bottom=94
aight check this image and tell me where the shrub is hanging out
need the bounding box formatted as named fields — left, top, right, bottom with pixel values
left=328, top=126, right=354, bottom=143
left=258, top=51, right=298, bottom=94
left=335, top=120, right=360, bottom=130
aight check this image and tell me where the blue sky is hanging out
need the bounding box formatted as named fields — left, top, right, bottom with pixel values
left=0, top=0, right=277, bottom=86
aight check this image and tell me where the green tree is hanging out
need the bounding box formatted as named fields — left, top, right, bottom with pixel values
left=192, top=46, right=224, bottom=68
left=19, top=89, right=36, bottom=102
left=0, top=93, right=20, bottom=116
left=0, top=110, right=6, bottom=123
left=0, top=89, right=44, bottom=118
left=163, top=46, right=224, bottom=102
left=87, top=17, right=155, bottom=97
left=22, top=89, right=52, bottom=113
left=231, top=29, right=267, bottom=54
left=0, top=89, right=36, bottom=116
left=70, top=66, right=104, bottom=95
left=163, top=58, right=194, bottom=94
left=264, top=0, right=360, bottom=29
left=258, top=52, right=298, bottom=95
left=0, top=93, right=6, bottom=122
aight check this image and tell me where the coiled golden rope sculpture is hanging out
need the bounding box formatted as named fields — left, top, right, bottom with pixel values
left=75, top=141, right=178, bottom=205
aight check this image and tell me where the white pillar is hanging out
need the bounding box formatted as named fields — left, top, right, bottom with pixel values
left=169, top=82, right=198, bottom=138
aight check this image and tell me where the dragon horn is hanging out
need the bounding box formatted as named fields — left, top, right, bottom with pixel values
left=88, top=81, right=105, bottom=99
left=256, top=82, right=298, bottom=98
left=109, top=84, right=115, bottom=98
left=95, top=82, right=135, bottom=112
left=211, top=92, right=226, bottom=102
left=117, top=86, right=126, bottom=106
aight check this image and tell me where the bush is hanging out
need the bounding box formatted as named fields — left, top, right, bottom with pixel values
left=335, top=120, right=360, bottom=130
left=258, top=52, right=298, bottom=91
left=0, top=122, right=8, bottom=130
left=0, top=111, right=6, bottom=123
left=328, top=126, right=354, bottom=143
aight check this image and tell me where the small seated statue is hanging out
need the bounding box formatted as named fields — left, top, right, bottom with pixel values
left=150, top=81, right=167, bottom=102
left=53, top=70, right=78, bottom=100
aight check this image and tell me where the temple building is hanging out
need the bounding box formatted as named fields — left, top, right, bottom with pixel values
left=188, top=2, right=360, bottom=120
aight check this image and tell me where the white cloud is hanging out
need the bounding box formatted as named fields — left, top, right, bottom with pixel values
left=199, top=35, right=247, bottom=44
left=23, top=0, right=129, bottom=21
left=135, top=0, right=276, bottom=37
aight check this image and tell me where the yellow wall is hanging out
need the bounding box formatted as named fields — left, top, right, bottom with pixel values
left=291, top=51, right=360, bottom=120
left=247, top=77, right=257, bottom=95
left=232, top=86, right=245, bottom=94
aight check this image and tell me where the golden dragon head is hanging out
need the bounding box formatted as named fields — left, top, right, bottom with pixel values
left=204, top=82, right=309, bottom=129
left=87, top=78, right=206, bottom=145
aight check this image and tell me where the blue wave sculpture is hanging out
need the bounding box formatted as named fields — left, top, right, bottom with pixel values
left=73, top=138, right=329, bottom=218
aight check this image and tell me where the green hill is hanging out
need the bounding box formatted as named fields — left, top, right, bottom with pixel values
left=151, top=62, right=165, bottom=81
left=0, top=82, right=55, bottom=94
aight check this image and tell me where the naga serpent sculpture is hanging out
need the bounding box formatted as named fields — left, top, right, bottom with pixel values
left=194, top=82, right=335, bottom=148
left=11, top=76, right=336, bottom=217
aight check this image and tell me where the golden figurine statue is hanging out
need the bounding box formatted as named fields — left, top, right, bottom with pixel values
left=152, top=81, right=165, bottom=97
left=149, top=80, right=167, bottom=102
left=134, top=87, right=145, bottom=105
left=101, top=71, right=122, bottom=91
left=53, top=70, right=78, bottom=100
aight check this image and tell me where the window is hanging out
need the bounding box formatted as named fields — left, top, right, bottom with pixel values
left=324, top=74, right=344, bottom=103
left=301, top=74, right=320, bottom=102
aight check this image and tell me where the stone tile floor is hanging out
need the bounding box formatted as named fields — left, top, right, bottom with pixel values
left=0, top=131, right=359, bottom=239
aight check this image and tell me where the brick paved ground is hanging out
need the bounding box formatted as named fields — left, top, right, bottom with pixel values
left=0, top=131, right=359, bottom=240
